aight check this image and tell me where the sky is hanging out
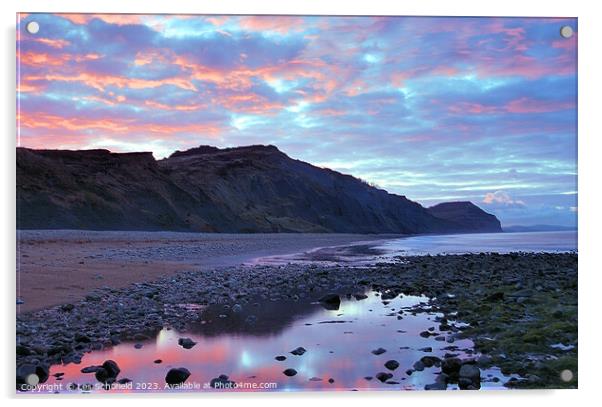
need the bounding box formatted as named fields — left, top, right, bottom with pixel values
left=16, top=14, right=577, bottom=227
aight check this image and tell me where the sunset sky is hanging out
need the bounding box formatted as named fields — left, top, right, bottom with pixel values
left=17, top=14, right=577, bottom=227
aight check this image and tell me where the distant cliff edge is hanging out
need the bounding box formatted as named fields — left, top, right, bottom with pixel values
left=16, top=145, right=502, bottom=234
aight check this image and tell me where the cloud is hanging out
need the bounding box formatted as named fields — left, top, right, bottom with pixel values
left=482, top=191, right=527, bottom=208
left=16, top=14, right=577, bottom=226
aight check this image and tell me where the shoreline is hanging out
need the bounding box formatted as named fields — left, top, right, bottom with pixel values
left=17, top=230, right=397, bottom=313
left=16, top=251, right=577, bottom=390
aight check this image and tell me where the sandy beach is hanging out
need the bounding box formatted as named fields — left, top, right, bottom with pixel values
left=16, top=230, right=393, bottom=313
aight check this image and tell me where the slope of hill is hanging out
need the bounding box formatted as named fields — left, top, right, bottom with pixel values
left=428, top=201, right=502, bottom=233
left=17, top=145, right=502, bottom=234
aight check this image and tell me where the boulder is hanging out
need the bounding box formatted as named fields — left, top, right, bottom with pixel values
left=283, top=368, right=298, bottom=377
left=384, top=360, right=400, bottom=371
left=290, top=346, right=307, bottom=356
left=165, top=368, right=191, bottom=386
left=318, top=294, right=341, bottom=310
left=178, top=338, right=197, bottom=349
left=375, top=372, right=393, bottom=382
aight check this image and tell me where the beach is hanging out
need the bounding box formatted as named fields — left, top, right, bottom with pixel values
left=16, top=231, right=577, bottom=391
left=16, top=230, right=392, bottom=313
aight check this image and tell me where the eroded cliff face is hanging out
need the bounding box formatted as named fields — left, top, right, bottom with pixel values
left=17, top=145, right=501, bottom=234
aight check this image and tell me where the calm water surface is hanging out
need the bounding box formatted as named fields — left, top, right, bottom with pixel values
left=45, top=291, right=510, bottom=393
left=254, top=231, right=577, bottom=266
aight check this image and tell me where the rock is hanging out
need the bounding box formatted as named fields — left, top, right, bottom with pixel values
left=60, top=304, right=75, bottom=312
left=102, top=360, right=120, bottom=378
left=375, top=372, right=393, bottom=382
left=81, top=365, right=102, bottom=374
left=94, top=368, right=110, bottom=383
left=134, top=343, right=143, bottom=349
left=476, top=355, right=493, bottom=367
left=420, top=356, right=442, bottom=368
left=232, top=304, right=243, bottom=313
left=413, top=361, right=425, bottom=371
left=178, top=338, right=197, bottom=349
left=425, top=381, right=447, bottom=390
left=328, top=378, right=335, bottom=384
left=154, top=359, right=162, bottom=364
left=441, top=357, right=462, bottom=376
left=210, top=374, right=235, bottom=388
left=418, top=347, right=432, bottom=352
left=283, top=368, right=298, bottom=377
left=353, top=293, right=368, bottom=300
left=371, top=347, right=386, bottom=355
left=384, top=360, right=400, bottom=370
left=459, top=364, right=481, bottom=381
left=485, top=292, right=505, bottom=302
left=309, top=377, right=322, bottom=381
left=275, top=356, right=286, bottom=361
left=318, top=294, right=341, bottom=310
left=16, top=345, right=31, bottom=356
left=165, top=368, right=191, bottom=386
left=74, top=333, right=91, bottom=343
left=290, top=346, right=306, bottom=356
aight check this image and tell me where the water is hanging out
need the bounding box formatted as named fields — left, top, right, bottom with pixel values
left=376, top=231, right=577, bottom=257
left=253, top=231, right=577, bottom=266
left=43, top=291, right=510, bottom=393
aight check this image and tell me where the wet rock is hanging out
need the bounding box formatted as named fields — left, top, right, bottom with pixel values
left=371, top=347, right=386, bottom=355
left=210, top=374, right=235, bottom=388
left=425, top=381, right=447, bottom=390
left=418, top=347, right=432, bottom=352
left=328, top=378, right=335, bottom=384
left=283, top=368, right=298, bottom=377
left=275, top=356, right=286, bottom=361
left=375, top=372, right=393, bottom=382
left=485, top=292, right=505, bottom=302
left=134, top=343, right=143, bottom=349
left=318, top=294, right=341, bottom=310
left=420, top=356, right=442, bottom=368
left=178, top=337, right=197, bottom=349
left=309, top=377, right=322, bottom=381
left=459, top=364, right=481, bottom=390
left=290, top=346, right=307, bottom=356
left=413, top=361, right=425, bottom=371
left=353, top=293, right=368, bottom=300
left=154, top=359, right=162, bottom=364
left=441, top=357, right=462, bottom=376
left=81, top=365, right=101, bottom=374
left=94, top=368, right=110, bottom=383
left=118, top=378, right=132, bottom=384
left=102, top=360, right=120, bottom=378
left=476, top=355, right=493, bottom=367
left=165, top=368, right=191, bottom=386
left=384, top=360, right=400, bottom=371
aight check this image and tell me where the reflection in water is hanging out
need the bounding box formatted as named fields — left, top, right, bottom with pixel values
left=46, top=292, right=510, bottom=393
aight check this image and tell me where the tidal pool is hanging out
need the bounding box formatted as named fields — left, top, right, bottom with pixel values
left=44, top=291, right=510, bottom=393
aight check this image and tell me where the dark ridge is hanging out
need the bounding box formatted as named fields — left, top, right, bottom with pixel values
left=17, top=145, right=502, bottom=234
left=428, top=201, right=502, bottom=233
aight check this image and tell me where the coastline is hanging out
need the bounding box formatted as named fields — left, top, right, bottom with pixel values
left=16, top=247, right=577, bottom=390
left=16, top=230, right=397, bottom=313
